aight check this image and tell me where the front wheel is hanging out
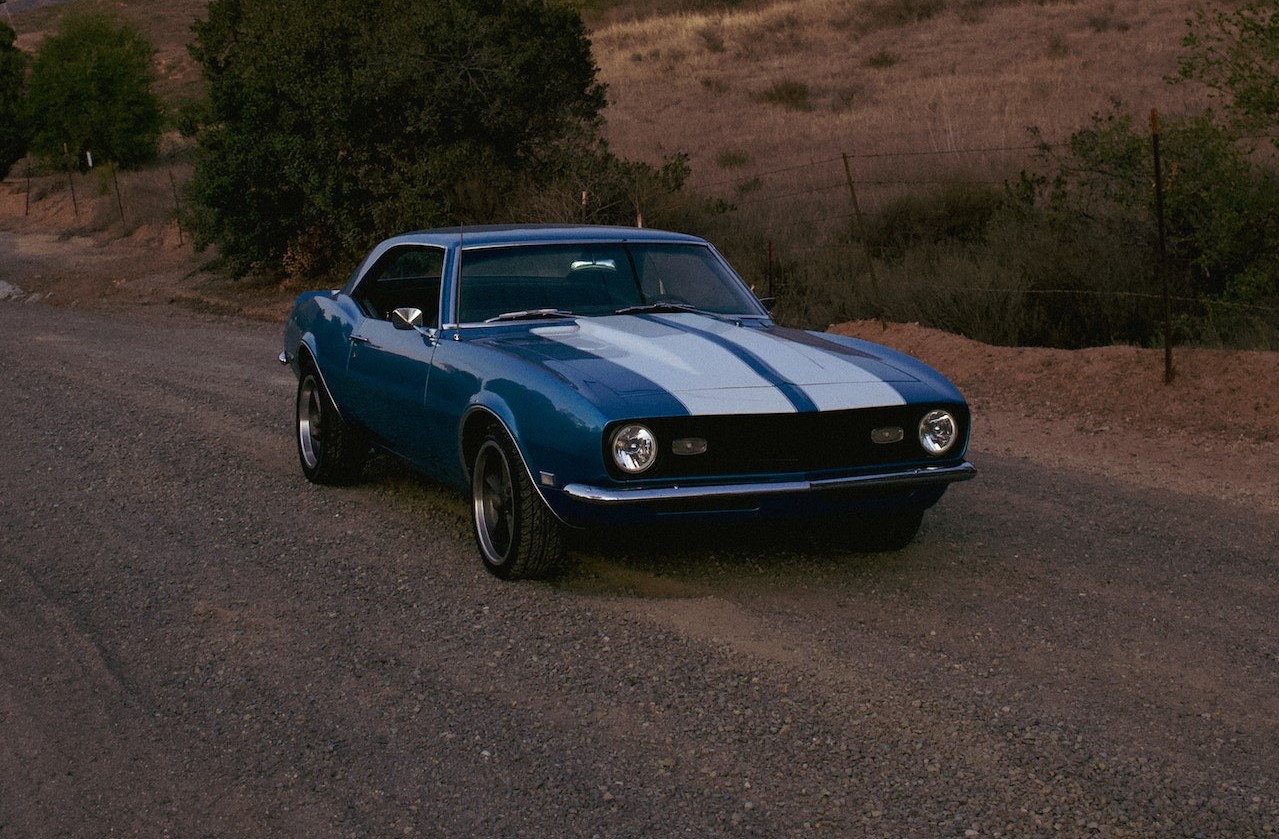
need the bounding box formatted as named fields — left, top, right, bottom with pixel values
left=296, top=367, right=367, bottom=485
left=471, top=427, right=564, bottom=580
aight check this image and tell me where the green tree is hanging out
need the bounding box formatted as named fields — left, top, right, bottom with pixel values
left=1176, top=0, right=1279, bottom=143
left=1014, top=108, right=1279, bottom=344
left=187, top=0, right=612, bottom=277
left=24, top=11, right=163, bottom=168
left=0, top=22, right=26, bottom=179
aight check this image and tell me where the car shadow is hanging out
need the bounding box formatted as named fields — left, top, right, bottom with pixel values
left=356, top=452, right=920, bottom=593
left=558, top=516, right=918, bottom=596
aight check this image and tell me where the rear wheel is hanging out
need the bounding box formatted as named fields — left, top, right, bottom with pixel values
left=471, top=427, right=564, bottom=580
left=296, top=366, right=366, bottom=485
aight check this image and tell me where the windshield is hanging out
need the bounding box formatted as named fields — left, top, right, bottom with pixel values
left=456, top=242, right=762, bottom=324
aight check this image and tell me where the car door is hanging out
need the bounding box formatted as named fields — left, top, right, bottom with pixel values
left=343, top=245, right=447, bottom=471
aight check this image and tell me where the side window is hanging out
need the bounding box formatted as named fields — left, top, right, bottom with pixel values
left=353, top=246, right=445, bottom=326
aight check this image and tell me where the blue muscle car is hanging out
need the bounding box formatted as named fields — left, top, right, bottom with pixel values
left=280, top=225, right=975, bottom=579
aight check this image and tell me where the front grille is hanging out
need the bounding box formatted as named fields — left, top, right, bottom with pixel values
left=605, top=405, right=968, bottom=481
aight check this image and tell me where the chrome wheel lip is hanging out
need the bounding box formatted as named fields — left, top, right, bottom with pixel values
left=298, top=376, right=323, bottom=471
left=473, top=439, right=516, bottom=566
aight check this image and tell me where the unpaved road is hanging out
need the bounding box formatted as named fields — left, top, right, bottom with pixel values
left=1, top=300, right=1277, bottom=838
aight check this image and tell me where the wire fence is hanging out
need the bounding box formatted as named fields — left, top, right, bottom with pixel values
left=10, top=128, right=1277, bottom=353
left=11, top=144, right=190, bottom=244
left=673, top=141, right=1048, bottom=264
left=669, top=125, right=1279, bottom=356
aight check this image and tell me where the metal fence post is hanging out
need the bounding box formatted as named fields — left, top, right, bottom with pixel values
left=842, top=153, right=884, bottom=328
left=1150, top=110, right=1174, bottom=384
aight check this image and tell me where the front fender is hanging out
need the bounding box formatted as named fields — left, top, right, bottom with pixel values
left=283, top=290, right=364, bottom=409
left=465, top=377, right=608, bottom=484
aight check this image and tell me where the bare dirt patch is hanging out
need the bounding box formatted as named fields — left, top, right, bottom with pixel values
left=0, top=172, right=297, bottom=322
left=832, top=321, right=1279, bottom=515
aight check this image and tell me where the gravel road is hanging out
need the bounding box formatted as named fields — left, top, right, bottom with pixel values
left=1, top=301, right=1276, bottom=838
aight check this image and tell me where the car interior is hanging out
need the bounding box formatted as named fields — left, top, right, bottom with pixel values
left=353, top=246, right=444, bottom=327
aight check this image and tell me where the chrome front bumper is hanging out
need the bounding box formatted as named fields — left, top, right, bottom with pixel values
left=562, top=461, right=976, bottom=505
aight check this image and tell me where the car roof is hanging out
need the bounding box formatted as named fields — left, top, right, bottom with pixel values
left=380, top=224, right=708, bottom=249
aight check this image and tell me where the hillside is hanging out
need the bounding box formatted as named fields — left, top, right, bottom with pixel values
left=592, top=0, right=1208, bottom=221
left=7, top=0, right=1210, bottom=191
left=6, top=0, right=1215, bottom=217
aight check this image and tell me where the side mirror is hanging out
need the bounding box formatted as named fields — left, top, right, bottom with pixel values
left=391, top=307, right=425, bottom=330
left=756, top=296, right=776, bottom=311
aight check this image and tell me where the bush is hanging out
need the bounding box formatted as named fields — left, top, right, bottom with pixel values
left=1034, top=109, right=1279, bottom=317
left=0, top=23, right=26, bottom=179
left=1176, top=0, right=1279, bottom=143
left=23, top=11, right=162, bottom=169
left=188, top=0, right=610, bottom=278
left=865, top=50, right=902, bottom=68
left=723, top=6, right=1279, bottom=350
left=853, top=0, right=946, bottom=35
left=753, top=79, right=812, bottom=111
left=864, top=181, right=1004, bottom=260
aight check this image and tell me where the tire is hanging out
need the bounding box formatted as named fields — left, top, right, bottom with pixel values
left=859, top=510, right=924, bottom=552
left=471, top=426, right=564, bottom=580
left=296, top=365, right=367, bottom=485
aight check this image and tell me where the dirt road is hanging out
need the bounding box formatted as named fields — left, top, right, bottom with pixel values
left=1, top=300, right=1276, bottom=837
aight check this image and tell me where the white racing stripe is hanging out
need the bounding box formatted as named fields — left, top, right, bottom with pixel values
left=667, top=316, right=909, bottom=410
left=539, top=315, right=908, bottom=415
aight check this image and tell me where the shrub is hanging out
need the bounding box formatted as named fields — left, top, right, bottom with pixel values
left=697, top=25, right=727, bottom=53
left=753, top=79, right=812, bottom=111
left=187, top=0, right=609, bottom=278
left=1176, top=0, right=1279, bottom=143
left=854, top=0, right=947, bottom=35
left=865, top=50, right=902, bottom=68
left=0, top=23, right=26, bottom=179
left=864, top=181, right=1005, bottom=260
left=23, top=11, right=162, bottom=169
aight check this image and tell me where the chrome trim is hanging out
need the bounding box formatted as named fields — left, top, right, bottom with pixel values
left=562, top=462, right=976, bottom=505
left=278, top=350, right=291, bottom=365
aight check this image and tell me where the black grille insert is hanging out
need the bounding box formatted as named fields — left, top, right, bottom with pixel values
left=604, top=405, right=968, bottom=481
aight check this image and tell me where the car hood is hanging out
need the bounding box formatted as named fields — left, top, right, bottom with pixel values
left=478, top=313, right=949, bottom=417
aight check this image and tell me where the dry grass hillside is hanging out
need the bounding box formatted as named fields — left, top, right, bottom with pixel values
left=593, top=0, right=1209, bottom=206
left=7, top=0, right=1213, bottom=208
left=587, top=0, right=1222, bottom=271
left=7, top=0, right=1216, bottom=221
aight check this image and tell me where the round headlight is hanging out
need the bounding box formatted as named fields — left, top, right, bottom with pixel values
left=611, top=424, right=657, bottom=473
left=918, top=410, right=958, bottom=456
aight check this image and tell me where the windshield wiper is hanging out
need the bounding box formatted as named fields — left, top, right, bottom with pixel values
left=612, top=302, right=709, bottom=316
left=485, top=308, right=577, bottom=323
left=612, top=302, right=764, bottom=326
